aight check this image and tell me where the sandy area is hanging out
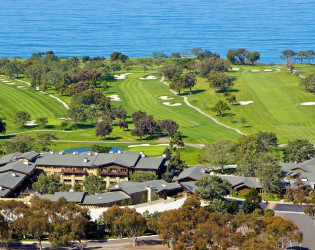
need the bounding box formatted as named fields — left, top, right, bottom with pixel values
left=108, top=94, right=121, bottom=101
left=24, top=120, right=37, bottom=126
left=159, top=96, right=174, bottom=100
left=139, top=75, right=157, bottom=80
left=1, top=80, right=11, bottom=83
left=17, top=86, right=24, bottom=88
left=300, top=102, right=315, bottom=106
left=250, top=70, right=260, bottom=72
left=264, top=69, right=272, bottom=72
left=5, top=82, right=15, bottom=85
left=114, top=73, right=133, bottom=80
left=239, top=101, right=254, bottom=105
left=162, top=102, right=182, bottom=107
left=232, top=68, right=239, bottom=71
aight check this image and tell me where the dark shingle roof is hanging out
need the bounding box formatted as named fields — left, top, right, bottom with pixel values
left=181, top=181, right=197, bottom=193
left=82, top=191, right=130, bottom=205
left=36, top=192, right=86, bottom=203
left=0, top=171, right=26, bottom=189
left=109, top=180, right=181, bottom=195
left=134, top=157, right=164, bottom=170
left=35, top=154, right=98, bottom=167
left=279, top=158, right=315, bottom=174
left=16, top=152, right=40, bottom=161
left=0, top=161, right=35, bottom=175
left=0, top=153, right=23, bottom=165
left=0, top=188, right=11, bottom=198
left=219, top=175, right=262, bottom=189
left=173, top=166, right=206, bottom=182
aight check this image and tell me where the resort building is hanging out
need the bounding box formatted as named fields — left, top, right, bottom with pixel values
left=35, top=151, right=168, bottom=187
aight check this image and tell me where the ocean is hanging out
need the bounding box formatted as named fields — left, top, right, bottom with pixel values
left=0, top=0, right=314, bottom=63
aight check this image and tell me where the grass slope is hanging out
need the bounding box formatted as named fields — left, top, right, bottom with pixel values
left=107, top=73, right=240, bottom=144
left=0, top=82, right=66, bottom=132
left=187, top=65, right=315, bottom=143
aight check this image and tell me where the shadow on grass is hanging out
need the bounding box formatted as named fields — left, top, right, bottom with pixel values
left=0, top=134, right=15, bottom=139
left=216, top=88, right=239, bottom=93
left=103, top=136, right=123, bottom=140
left=221, top=113, right=235, bottom=117
left=181, top=89, right=206, bottom=95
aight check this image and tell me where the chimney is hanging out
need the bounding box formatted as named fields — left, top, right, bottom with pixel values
left=141, top=154, right=146, bottom=158
left=162, top=154, right=167, bottom=158
left=140, top=151, right=144, bottom=155
left=87, top=152, right=92, bottom=156
left=59, top=150, right=64, bottom=155
left=117, top=150, right=122, bottom=154
left=84, top=158, right=88, bottom=163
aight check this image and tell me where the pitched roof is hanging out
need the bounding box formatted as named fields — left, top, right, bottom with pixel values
left=0, top=188, right=11, bottom=198
left=0, top=171, right=26, bottom=189
left=35, top=154, right=98, bottom=167
left=109, top=180, right=182, bottom=195
left=36, top=192, right=86, bottom=203
left=134, top=157, right=164, bottom=170
left=0, top=153, right=23, bottom=165
left=16, top=152, right=40, bottom=161
left=219, top=175, right=262, bottom=189
left=279, top=158, right=315, bottom=174
left=173, top=166, right=206, bottom=182
left=82, top=191, right=130, bottom=205
left=181, top=181, right=197, bottom=193
left=0, top=161, right=35, bottom=175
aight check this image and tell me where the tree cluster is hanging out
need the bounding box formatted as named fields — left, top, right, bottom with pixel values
left=227, top=48, right=260, bottom=65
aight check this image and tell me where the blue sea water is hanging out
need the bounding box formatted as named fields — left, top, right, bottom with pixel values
left=0, top=0, right=314, bottom=63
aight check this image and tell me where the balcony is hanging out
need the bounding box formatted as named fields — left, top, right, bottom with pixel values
left=61, top=169, right=87, bottom=175
left=99, top=171, right=128, bottom=177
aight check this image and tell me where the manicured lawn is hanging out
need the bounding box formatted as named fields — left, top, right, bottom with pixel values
left=186, top=65, right=315, bottom=143
left=107, top=73, right=240, bottom=144
left=0, top=81, right=66, bottom=133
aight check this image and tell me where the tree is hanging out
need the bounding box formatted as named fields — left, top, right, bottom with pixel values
left=95, top=120, right=113, bottom=139
left=281, top=50, right=295, bottom=65
left=296, top=51, right=306, bottom=64
left=110, top=52, right=128, bottom=63
left=60, top=121, right=69, bottom=131
left=196, top=57, right=230, bottom=77
left=27, top=211, right=49, bottom=250
left=14, top=111, right=31, bottom=127
left=118, top=120, right=128, bottom=130
left=0, top=118, right=6, bottom=134
left=180, top=73, right=196, bottom=94
left=90, top=144, right=110, bottom=153
left=169, top=131, right=184, bottom=150
left=256, top=164, right=282, bottom=195
left=158, top=119, right=179, bottom=137
left=171, top=52, right=181, bottom=58
left=246, top=51, right=260, bottom=65
left=130, top=171, right=157, bottom=182
left=190, top=48, right=203, bottom=56
left=300, top=73, right=315, bottom=93
left=239, top=117, right=248, bottom=127
left=115, top=106, right=127, bottom=121
left=198, top=140, right=232, bottom=172
left=160, top=62, right=183, bottom=80
left=284, top=139, right=314, bottom=162
left=83, top=175, right=106, bottom=194
left=131, top=113, right=158, bottom=139
left=241, top=188, right=261, bottom=214
left=35, top=133, right=57, bottom=151
left=305, top=50, right=315, bottom=64
left=3, top=135, right=33, bottom=153
left=208, top=71, right=233, bottom=91
left=67, top=103, right=87, bottom=125
left=169, top=77, right=186, bottom=94
left=36, top=117, right=48, bottom=127
left=162, top=151, right=186, bottom=182
left=211, top=101, right=231, bottom=116
left=195, top=175, right=231, bottom=200
left=32, top=174, right=64, bottom=194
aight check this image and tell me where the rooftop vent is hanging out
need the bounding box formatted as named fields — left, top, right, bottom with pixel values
left=69, top=188, right=74, bottom=192
left=115, top=184, right=120, bottom=188
left=117, top=150, right=122, bottom=154
left=23, top=161, right=29, bottom=165
left=84, top=158, right=88, bottom=163
left=162, top=154, right=167, bottom=158
left=0, top=186, right=2, bottom=190
left=95, top=152, right=99, bottom=156
left=50, top=150, right=55, bottom=155
left=59, top=151, right=65, bottom=155
left=140, top=151, right=144, bottom=155
left=162, top=184, right=166, bottom=187
left=99, top=196, right=102, bottom=200
left=87, top=152, right=92, bottom=156
left=141, top=154, right=146, bottom=158
left=73, top=151, right=78, bottom=155
left=12, top=172, right=17, bottom=177
left=109, top=150, right=114, bottom=154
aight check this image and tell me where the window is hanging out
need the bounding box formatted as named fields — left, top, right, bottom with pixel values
left=110, top=168, right=117, bottom=172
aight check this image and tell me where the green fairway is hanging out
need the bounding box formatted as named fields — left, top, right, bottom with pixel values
left=107, top=73, right=241, bottom=144
left=0, top=81, right=66, bottom=132
left=186, top=65, right=315, bottom=143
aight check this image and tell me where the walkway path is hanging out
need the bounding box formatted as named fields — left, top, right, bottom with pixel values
left=160, top=76, right=246, bottom=136
left=12, top=77, right=69, bottom=109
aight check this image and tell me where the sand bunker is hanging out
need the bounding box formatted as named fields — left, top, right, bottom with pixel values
left=114, top=73, right=132, bottom=80
left=5, top=82, right=15, bottom=85
left=108, top=94, right=121, bottom=101
left=138, top=75, right=157, bottom=80
left=250, top=70, right=260, bottom=72
left=24, top=120, right=37, bottom=126
left=239, top=101, right=254, bottom=105
left=300, top=102, right=315, bottom=106
left=17, top=86, right=24, bottom=88
left=264, top=69, right=273, bottom=72
left=159, top=96, right=174, bottom=101
left=1, top=80, right=11, bottom=83
left=163, top=102, right=182, bottom=107
left=232, top=68, right=239, bottom=71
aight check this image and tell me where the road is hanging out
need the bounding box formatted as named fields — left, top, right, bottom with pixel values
left=9, top=235, right=165, bottom=250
